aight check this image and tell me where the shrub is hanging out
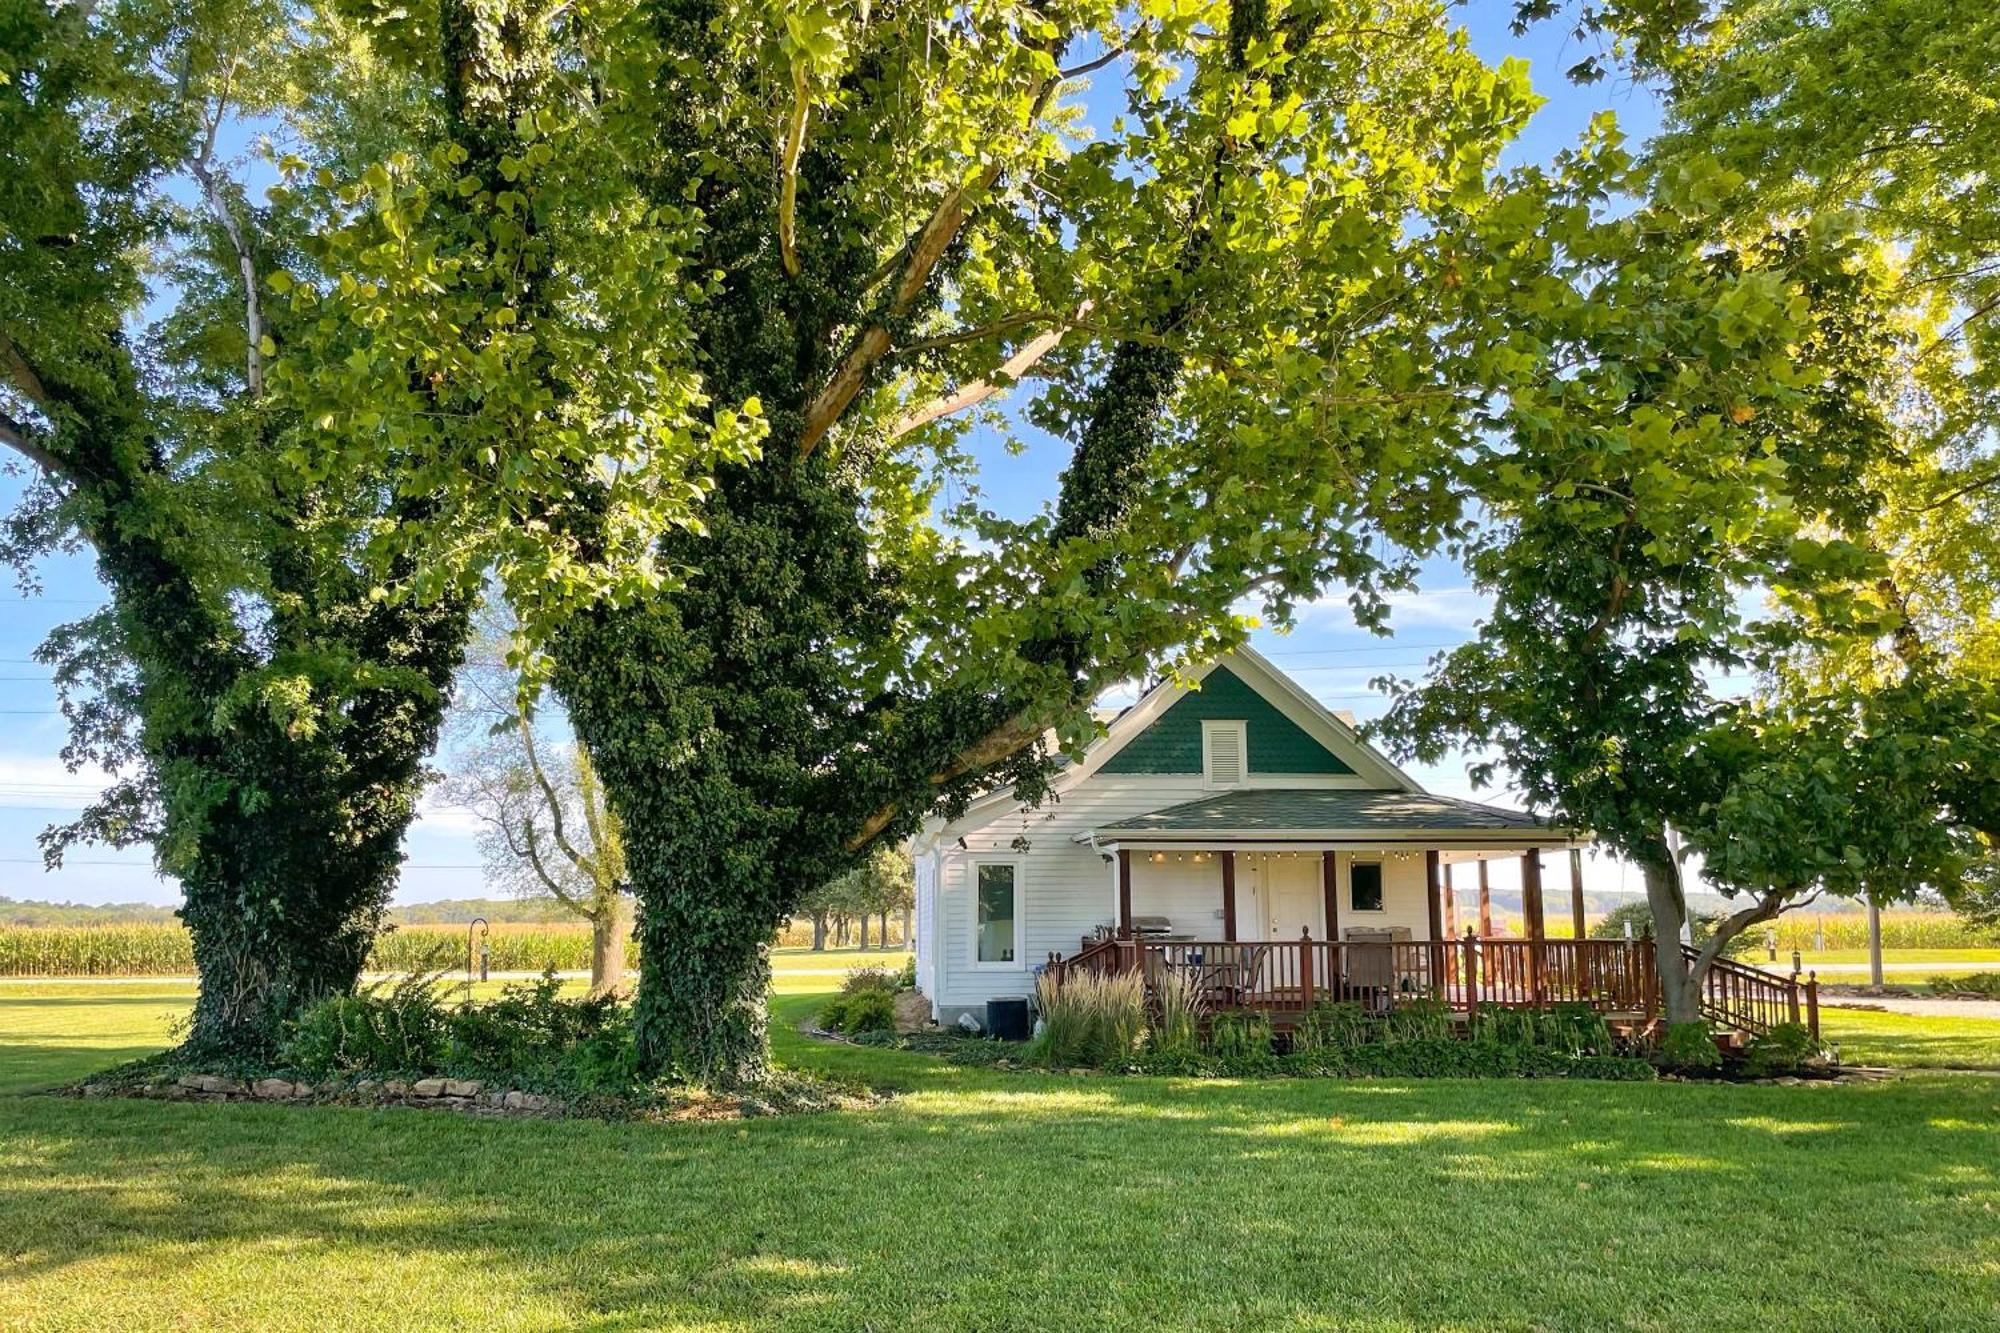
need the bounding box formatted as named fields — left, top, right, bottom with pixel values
left=840, top=965, right=897, bottom=995
left=1291, top=1001, right=1373, bottom=1053
left=1378, top=998, right=1453, bottom=1044
left=1658, top=1021, right=1723, bottom=1071
left=1740, top=1022, right=1822, bottom=1077
left=1206, top=1011, right=1276, bottom=1064
left=819, top=986, right=896, bottom=1034
left=280, top=970, right=453, bottom=1075
left=1472, top=1004, right=1614, bottom=1055
left=894, top=955, right=917, bottom=989
left=446, top=971, right=621, bottom=1077
left=1033, top=970, right=1145, bottom=1067
left=1929, top=971, right=2000, bottom=998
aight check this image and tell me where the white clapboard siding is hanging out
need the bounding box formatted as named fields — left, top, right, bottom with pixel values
left=931, top=774, right=1212, bottom=1010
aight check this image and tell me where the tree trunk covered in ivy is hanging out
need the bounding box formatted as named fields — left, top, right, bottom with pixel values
left=2, top=2, right=471, bottom=1055
left=346, top=0, right=1556, bottom=1080
left=538, top=0, right=1279, bottom=1081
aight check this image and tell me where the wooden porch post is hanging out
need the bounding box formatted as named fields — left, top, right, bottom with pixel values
left=1522, top=851, right=1546, bottom=1004
left=1117, top=849, right=1132, bottom=936
left=1462, top=927, right=1480, bottom=1019
left=1443, top=860, right=1459, bottom=938
left=1220, top=850, right=1238, bottom=942
left=1321, top=850, right=1340, bottom=943
left=1569, top=847, right=1587, bottom=941
left=1425, top=849, right=1445, bottom=998
left=1476, top=858, right=1493, bottom=938
left=1521, top=851, right=1546, bottom=940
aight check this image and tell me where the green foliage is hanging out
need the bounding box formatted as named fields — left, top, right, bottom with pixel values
left=838, top=966, right=898, bottom=996
left=284, top=0, right=1687, bottom=1083
left=1591, top=902, right=1756, bottom=959
left=1205, top=1012, right=1278, bottom=1065
left=280, top=972, right=454, bottom=1076
left=818, top=966, right=903, bottom=1034
left=1032, top=971, right=1145, bottom=1068
left=1739, top=1022, right=1822, bottom=1078
left=893, top=955, right=917, bottom=991
left=817, top=987, right=896, bottom=1036
left=444, top=972, right=624, bottom=1078
left=280, top=971, right=636, bottom=1094
left=0, top=0, right=473, bottom=1054
left=1929, top=973, right=2000, bottom=999
left=1290, top=1002, right=1376, bottom=1053
left=1658, top=1022, right=1723, bottom=1071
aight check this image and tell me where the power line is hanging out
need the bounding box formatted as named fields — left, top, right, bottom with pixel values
left=0, top=856, right=487, bottom=868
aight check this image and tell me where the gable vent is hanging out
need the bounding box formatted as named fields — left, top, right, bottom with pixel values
left=1204, top=721, right=1246, bottom=787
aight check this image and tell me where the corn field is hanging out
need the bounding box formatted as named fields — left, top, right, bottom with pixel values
left=0, top=923, right=606, bottom=978
left=0, top=918, right=907, bottom=976
left=1771, top=911, right=2000, bottom=952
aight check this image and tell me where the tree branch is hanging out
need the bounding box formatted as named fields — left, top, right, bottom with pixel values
left=888, top=301, right=1093, bottom=440
left=516, top=714, right=598, bottom=879
left=844, top=706, right=1048, bottom=852
left=186, top=75, right=265, bottom=398
left=797, top=61, right=1072, bottom=460
left=893, top=309, right=1065, bottom=357
left=1059, top=44, right=1127, bottom=80
left=1691, top=888, right=1797, bottom=977
left=777, top=61, right=810, bottom=280
left=487, top=808, right=592, bottom=917
left=0, top=330, right=50, bottom=408
left=0, top=406, right=77, bottom=485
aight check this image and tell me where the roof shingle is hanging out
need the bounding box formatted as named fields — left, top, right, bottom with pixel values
left=1095, top=789, right=1556, bottom=835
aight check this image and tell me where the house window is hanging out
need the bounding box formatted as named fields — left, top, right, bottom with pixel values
left=1202, top=720, right=1247, bottom=788
left=975, top=862, right=1019, bottom=964
left=1350, top=861, right=1384, bottom=913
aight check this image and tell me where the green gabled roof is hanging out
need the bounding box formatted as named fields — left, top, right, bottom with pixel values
left=1097, top=789, right=1553, bottom=835
left=1097, top=664, right=1354, bottom=775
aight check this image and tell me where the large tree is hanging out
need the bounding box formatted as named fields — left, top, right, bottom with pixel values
left=444, top=605, right=630, bottom=994
left=298, top=0, right=1771, bottom=1080
left=1374, top=207, right=1998, bottom=1024
left=0, top=0, right=471, bottom=1053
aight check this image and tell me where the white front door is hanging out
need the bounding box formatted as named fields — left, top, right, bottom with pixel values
left=1261, top=854, right=1322, bottom=942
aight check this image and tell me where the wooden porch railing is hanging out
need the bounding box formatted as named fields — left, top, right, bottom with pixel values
left=1049, top=934, right=1660, bottom=1021
left=1687, top=945, right=1819, bottom=1039
left=1047, top=933, right=1816, bottom=1039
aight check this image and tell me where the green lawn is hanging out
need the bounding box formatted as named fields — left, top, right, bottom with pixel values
left=1775, top=947, right=2000, bottom=969
left=2, top=986, right=1998, bottom=1329
left=1819, top=1007, right=2000, bottom=1070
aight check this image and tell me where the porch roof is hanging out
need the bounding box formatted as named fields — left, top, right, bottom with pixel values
left=1084, top=789, right=1570, bottom=843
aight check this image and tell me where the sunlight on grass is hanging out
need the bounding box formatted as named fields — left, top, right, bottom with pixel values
left=1, top=983, right=1997, bottom=1329
left=1723, top=1116, right=1857, bottom=1136
left=1218, top=1116, right=1520, bottom=1144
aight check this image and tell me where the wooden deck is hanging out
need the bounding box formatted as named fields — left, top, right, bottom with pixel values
left=1048, top=934, right=1818, bottom=1038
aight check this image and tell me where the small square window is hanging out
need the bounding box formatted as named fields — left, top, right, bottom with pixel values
left=976, top=863, right=1018, bottom=963
left=1350, top=861, right=1384, bottom=913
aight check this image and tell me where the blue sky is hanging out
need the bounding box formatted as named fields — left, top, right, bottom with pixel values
left=0, top=4, right=1665, bottom=908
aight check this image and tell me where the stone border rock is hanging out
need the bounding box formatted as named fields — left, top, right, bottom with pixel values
left=79, top=1073, right=558, bottom=1116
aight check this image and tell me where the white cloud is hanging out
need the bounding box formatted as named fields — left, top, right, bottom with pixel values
left=1304, top=586, right=1491, bottom=635
left=0, top=751, right=114, bottom=810
left=413, top=788, right=486, bottom=835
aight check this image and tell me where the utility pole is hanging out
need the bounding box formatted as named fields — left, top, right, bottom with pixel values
left=1867, top=892, right=1884, bottom=988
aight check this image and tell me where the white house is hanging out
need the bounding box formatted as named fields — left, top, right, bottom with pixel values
left=909, top=647, right=1584, bottom=1027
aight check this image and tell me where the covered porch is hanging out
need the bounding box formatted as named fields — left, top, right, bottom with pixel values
left=1057, top=789, right=1818, bottom=1035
